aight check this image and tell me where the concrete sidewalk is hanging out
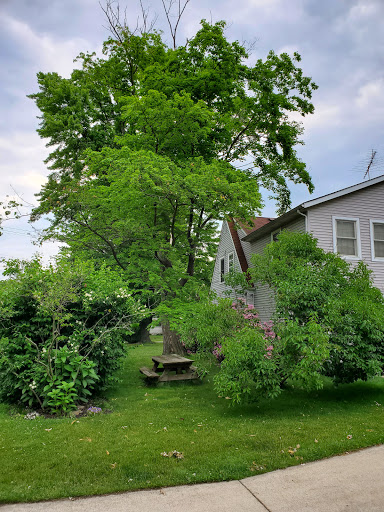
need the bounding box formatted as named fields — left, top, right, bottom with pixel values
left=2, top=445, right=383, bottom=512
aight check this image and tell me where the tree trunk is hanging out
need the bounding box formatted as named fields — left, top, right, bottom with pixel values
left=162, top=320, right=186, bottom=355
left=128, top=317, right=152, bottom=344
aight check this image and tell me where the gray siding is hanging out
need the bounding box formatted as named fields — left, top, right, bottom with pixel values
left=307, top=181, right=384, bottom=292
left=247, top=216, right=306, bottom=321
left=210, top=221, right=244, bottom=299
left=285, top=216, right=306, bottom=234
left=248, top=232, right=273, bottom=320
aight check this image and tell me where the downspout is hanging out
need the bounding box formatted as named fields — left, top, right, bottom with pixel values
left=297, top=209, right=308, bottom=232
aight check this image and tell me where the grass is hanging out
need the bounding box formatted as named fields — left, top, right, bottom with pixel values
left=1, top=342, right=384, bottom=504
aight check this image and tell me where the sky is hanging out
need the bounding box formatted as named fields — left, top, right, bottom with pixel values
left=1, top=0, right=384, bottom=268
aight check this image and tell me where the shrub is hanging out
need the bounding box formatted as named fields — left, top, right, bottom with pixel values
left=0, top=257, right=146, bottom=413
left=179, top=298, right=275, bottom=360
left=179, top=298, right=328, bottom=403
left=250, top=231, right=384, bottom=384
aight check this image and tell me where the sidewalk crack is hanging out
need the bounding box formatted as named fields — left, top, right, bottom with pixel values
left=239, top=480, right=272, bottom=512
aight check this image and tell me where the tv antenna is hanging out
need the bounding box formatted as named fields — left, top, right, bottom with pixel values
left=364, top=149, right=377, bottom=180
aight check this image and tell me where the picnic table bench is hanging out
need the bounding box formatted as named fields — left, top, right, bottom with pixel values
left=140, top=354, right=199, bottom=382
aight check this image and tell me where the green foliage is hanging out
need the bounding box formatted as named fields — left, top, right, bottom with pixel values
left=2, top=342, right=384, bottom=503
left=250, top=231, right=384, bottom=384
left=28, top=20, right=317, bottom=336
left=168, top=297, right=244, bottom=353
left=276, top=316, right=329, bottom=390
left=179, top=298, right=329, bottom=403
left=214, top=326, right=282, bottom=403
left=46, top=381, right=79, bottom=415
left=0, top=257, right=145, bottom=413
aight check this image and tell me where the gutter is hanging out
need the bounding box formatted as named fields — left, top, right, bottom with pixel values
left=296, top=209, right=308, bottom=232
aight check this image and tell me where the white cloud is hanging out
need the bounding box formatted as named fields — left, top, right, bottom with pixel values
left=356, top=78, right=384, bottom=109
left=2, top=13, right=100, bottom=78
left=296, top=103, right=343, bottom=133
left=276, top=45, right=300, bottom=55
left=347, top=1, right=379, bottom=21
left=13, top=172, right=47, bottom=191
left=334, top=0, right=382, bottom=37
left=0, top=131, right=50, bottom=211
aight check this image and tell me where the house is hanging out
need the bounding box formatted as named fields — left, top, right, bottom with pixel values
left=211, top=174, right=384, bottom=320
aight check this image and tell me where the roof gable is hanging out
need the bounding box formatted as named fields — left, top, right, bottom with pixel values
left=302, top=174, right=384, bottom=209
left=243, top=174, right=384, bottom=243
left=228, top=218, right=273, bottom=272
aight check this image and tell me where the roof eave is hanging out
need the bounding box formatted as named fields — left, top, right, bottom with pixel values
left=242, top=207, right=306, bottom=242
left=302, top=174, right=384, bottom=208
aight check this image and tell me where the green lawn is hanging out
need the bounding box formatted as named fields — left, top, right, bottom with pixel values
left=1, top=342, right=384, bottom=504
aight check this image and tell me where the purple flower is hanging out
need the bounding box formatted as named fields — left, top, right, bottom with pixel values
left=87, top=406, right=102, bottom=414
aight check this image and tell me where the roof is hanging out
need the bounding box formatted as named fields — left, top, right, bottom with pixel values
left=301, top=174, right=384, bottom=208
left=236, top=217, right=274, bottom=234
left=242, top=174, right=384, bottom=243
left=228, top=218, right=274, bottom=272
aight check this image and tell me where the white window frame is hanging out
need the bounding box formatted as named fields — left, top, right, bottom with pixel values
left=246, top=291, right=254, bottom=305
left=370, top=219, right=384, bottom=261
left=332, top=216, right=361, bottom=260
left=219, top=257, right=225, bottom=283
left=228, top=252, right=234, bottom=273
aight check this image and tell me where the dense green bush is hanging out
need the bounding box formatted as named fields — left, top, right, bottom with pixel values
left=0, top=257, right=146, bottom=413
left=179, top=232, right=384, bottom=403
left=179, top=298, right=328, bottom=403
left=251, top=231, right=384, bottom=384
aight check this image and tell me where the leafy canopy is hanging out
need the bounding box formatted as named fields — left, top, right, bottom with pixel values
left=28, top=20, right=318, bottom=333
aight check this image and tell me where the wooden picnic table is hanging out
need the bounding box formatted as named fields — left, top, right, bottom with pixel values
left=140, top=354, right=199, bottom=382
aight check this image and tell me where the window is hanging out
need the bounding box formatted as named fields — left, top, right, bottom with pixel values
left=370, top=220, right=384, bottom=260
left=271, top=228, right=281, bottom=242
left=333, top=217, right=361, bottom=258
left=220, top=257, right=225, bottom=283
left=228, top=252, right=234, bottom=272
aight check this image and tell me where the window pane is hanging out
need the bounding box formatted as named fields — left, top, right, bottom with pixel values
left=374, top=223, right=384, bottom=241
left=337, top=237, right=356, bottom=256
left=374, top=240, right=384, bottom=258
left=228, top=253, right=234, bottom=271
left=336, top=220, right=355, bottom=238
left=220, top=258, right=225, bottom=282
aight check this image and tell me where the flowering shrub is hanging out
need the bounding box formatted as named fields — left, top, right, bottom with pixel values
left=0, top=257, right=146, bottom=413
left=215, top=311, right=328, bottom=403
left=180, top=298, right=276, bottom=363
left=179, top=297, right=328, bottom=403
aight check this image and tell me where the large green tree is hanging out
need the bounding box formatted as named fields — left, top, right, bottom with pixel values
left=29, top=17, right=317, bottom=353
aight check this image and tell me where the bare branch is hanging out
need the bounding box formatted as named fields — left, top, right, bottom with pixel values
left=100, top=0, right=126, bottom=42
left=161, top=0, right=191, bottom=49
left=101, top=0, right=157, bottom=37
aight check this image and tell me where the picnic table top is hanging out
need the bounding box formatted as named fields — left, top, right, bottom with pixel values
left=152, top=354, right=194, bottom=365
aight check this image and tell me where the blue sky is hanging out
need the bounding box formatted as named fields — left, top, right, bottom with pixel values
left=1, top=0, right=384, bottom=266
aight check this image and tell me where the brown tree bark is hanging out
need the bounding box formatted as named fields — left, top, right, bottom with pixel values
left=128, top=317, right=152, bottom=344
left=162, top=320, right=186, bottom=355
